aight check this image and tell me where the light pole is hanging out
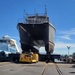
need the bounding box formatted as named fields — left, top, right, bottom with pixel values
left=67, top=46, right=71, bottom=57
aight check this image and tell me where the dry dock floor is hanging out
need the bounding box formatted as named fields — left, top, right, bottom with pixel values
left=0, top=62, right=75, bottom=75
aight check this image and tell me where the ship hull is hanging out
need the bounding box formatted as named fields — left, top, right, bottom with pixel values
left=17, top=23, right=55, bottom=53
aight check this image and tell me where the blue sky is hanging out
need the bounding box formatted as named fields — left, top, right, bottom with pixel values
left=0, top=0, right=75, bottom=55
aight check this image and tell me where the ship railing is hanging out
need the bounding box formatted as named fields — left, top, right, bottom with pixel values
left=25, top=13, right=47, bottom=17
left=17, top=13, right=48, bottom=24
left=25, top=18, right=48, bottom=24
left=17, top=18, right=48, bottom=24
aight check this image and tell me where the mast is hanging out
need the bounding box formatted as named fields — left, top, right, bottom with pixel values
left=45, top=5, right=47, bottom=16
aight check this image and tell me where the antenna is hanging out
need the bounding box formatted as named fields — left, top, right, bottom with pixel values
left=23, top=9, right=25, bottom=22
left=23, top=9, right=25, bottom=17
left=34, top=8, right=38, bottom=16
left=34, top=8, right=36, bottom=15
left=45, top=5, right=47, bottom=16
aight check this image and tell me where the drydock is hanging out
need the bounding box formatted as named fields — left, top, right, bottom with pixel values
left=0, top=62, right=75, bottom=75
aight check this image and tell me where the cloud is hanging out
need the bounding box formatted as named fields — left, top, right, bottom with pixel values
left=54, top=41, right=75, bottom=54
left=58, top=35, right=72, bottom=40
left=53, top=28, right=75, bottom=54
left=58, top=28, right=75, bottom=35
left=39, top=47, right=46, bottom=54
left=56, top=28, right=75, bottom=40
left=38, top=41, right=75, bottom=55
left=55, top=42, right=75, bottom=48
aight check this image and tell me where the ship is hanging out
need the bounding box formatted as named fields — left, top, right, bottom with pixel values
left=17, top=9, right=55, bottom=61
left=0, top=35, right=22, bottom=61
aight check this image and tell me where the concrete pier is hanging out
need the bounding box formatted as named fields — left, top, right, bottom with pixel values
left=0, top=62, right=75, bottom=75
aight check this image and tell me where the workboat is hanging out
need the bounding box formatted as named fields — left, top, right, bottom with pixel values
left=17, top=9, right=55, bottom=60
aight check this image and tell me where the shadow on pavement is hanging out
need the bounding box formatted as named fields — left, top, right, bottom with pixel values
left=69, top=72, right=75, bottom=74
